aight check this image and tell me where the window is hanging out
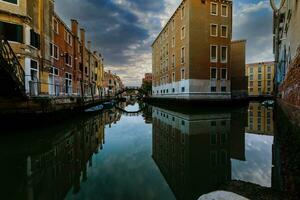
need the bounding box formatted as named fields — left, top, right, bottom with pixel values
left=172, top=19, right=175, bottom=30
left=1, top=0, right=18, bottom=4
left=221, top=25, right=228, bottom=38
left=267, top=74, right=272, bottom=79
left=210, top=24, right=218, bottom=37
left=211, top=3, right=218, bottom=16
left=49, top=67, right=59, bottom=76
left=181, top=47, right=185, bottom=63
left=50, top=43, right=59, bottom=59
left=249, top=81, right=253, bottom=87
left=258, top=74, right=262, bottom=80
left=250, top=74, right=254, bottom=80
left=181, top=87, right=185, bottom=92
left=0, top=21, right=23, bottom=43
left=172, top=54, right=175, bottom=68
left=210, top=45, right=218, bottom=62
left=267, top=80, right=271, bottom=86
left=172, top=36, right=175, bottom=47
left=181, top=26, right=185, bottom=39
left=65, top=53, right=72, bottom=67
left=172, top=72, right=175, bottom=82
left=181, top=69, right=185, bottom=80
left=221, top=68, right=227, bottom=80
left=258, top=81, right=262, bottom=87
left=249, top=67, right=253, bottom=74
left=64, top=30, right=72, bottom=46
left=211, top=86, right=217, bottom=92
left=258, top=66, right=262, bottom=73
left=30, top=29, right=40, bottom=49
left=53, top=18, right=59, bottom=34
left=221, top=86, right=227, bottom=92
left=221, top=46, right=228, bottom=63
left=181, top=5, right=185, bottom=19
left=210, top=68, right=217, bottom=80
left=267, top=66, right=272, bottom=73
left=221, top=4, right=228, bottom=17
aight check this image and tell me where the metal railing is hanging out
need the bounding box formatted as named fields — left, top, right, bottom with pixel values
left=0, top=36, right=25, bottom=96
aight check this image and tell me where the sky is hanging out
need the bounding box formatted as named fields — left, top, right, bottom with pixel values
left=55, top=0, right=274, bottom=86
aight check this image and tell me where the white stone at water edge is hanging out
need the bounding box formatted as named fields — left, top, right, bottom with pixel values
left=198, top=191, right=249, bottom=200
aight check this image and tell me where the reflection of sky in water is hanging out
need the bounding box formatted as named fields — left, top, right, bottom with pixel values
left=124, top=103, right=140, bottom=112
left=66, top=115, right=175, bottom=200
left=231, top=133, right=274, bottom=187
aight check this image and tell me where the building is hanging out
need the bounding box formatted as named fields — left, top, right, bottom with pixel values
left=231, top=40, right=248, bottom=99
left=271, top=0, right=300, bottom=107
left=245, top=62, right=275, bottom=97
left=0, top=0, right=105, bottom=99
left=152, top=0, right=246, bottom=100
left=103, top=70, right=124, bottom=97
left=0, top=0, right=53, bottom=96
left=142, top=73, right=152, bottom=84
left=246, top=102, right=274, bottom=135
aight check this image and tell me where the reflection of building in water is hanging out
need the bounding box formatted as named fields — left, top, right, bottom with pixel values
left=1, top=110, right=122, bottom=200
left=246, top=102, right=274, bottom=135
left=152, top=107, right=246, bottom=200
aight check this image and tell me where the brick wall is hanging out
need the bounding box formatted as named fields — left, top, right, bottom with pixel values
left=279, top=47, right=300, bottom=108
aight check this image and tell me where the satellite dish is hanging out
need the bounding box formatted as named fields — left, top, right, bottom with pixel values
left=270, top=0, right=286, bottom=11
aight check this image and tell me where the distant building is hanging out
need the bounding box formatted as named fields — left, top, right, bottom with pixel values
left=152, top=0, right=246, bottom=100
left=142, top=73, right=153, bottom=84
left=272, top=0, right=300, bottom=107
left=246, top=102, right=274, bottom=135
left=103, top=70, right=124, bottom=96
left=245, top=62, right=275, bottom=97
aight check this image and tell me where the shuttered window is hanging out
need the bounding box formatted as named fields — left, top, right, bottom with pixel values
left=30, top=29, right=40, bottom=49
left=0, top=22, right=23, bottom=43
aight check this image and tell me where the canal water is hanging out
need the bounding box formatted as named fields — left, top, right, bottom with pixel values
left=0, top=101, right=292, bottom=199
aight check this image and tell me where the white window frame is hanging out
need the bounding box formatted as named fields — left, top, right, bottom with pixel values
left=65, top=54, right=72, bottom=67
left=221, top=4, right=228, bottom=17
left=210, top=45, right=218, bottom=63
left=220, top=68, right=227, bottom=80
left=52, top=17, right=59, bottom=34
left=181, top=46, right=185, bottom=64
left=64, top=30, right=72, bottom=46
left=220, top=25, right=228, bottom=38
left=221, top=46, right=228, bottom=63
left=181, top=5, right=185, bottom=19
left=210, top=2, right=218, bottom=16
left=181, top=68, right=185, bottom=80
left=181, top=26, right=185, bottom=40
left=210, top=67, right=217, bottom=80
left=50, top=43, right=59, bottom=60
left=210, top=24, right=218, bottom=37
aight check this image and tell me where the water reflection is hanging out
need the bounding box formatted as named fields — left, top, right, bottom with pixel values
left=0, top=102, right=280, bottom=200
left=0, top=110, right=121, bottom=200
left=152, top=102, right=276, bottom=200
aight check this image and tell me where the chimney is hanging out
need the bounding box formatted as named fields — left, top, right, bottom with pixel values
left=87, top=41, right=91, bottom=51
left=80, top=28, right=85, bottom=46
left=71, top=19, right=79, bottom=37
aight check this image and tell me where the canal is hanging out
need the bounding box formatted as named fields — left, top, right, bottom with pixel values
left=0, top=101, right=298, bottom=200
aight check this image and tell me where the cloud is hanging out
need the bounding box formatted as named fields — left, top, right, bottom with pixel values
left=55, top=0, right=274, bottom=86
left=233, top=0, right=274, bottom=63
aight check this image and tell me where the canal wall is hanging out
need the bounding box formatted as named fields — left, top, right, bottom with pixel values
left=275, top=100, right=300, bottom=199
left=0, top=96, right=113, bottom=114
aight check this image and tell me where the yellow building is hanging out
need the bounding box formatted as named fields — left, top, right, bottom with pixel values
left=246, top=62, right=275, bottom=97
left=246, top=102, right=274, bottom=135
left=0, top=0, right=53, bottom=96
